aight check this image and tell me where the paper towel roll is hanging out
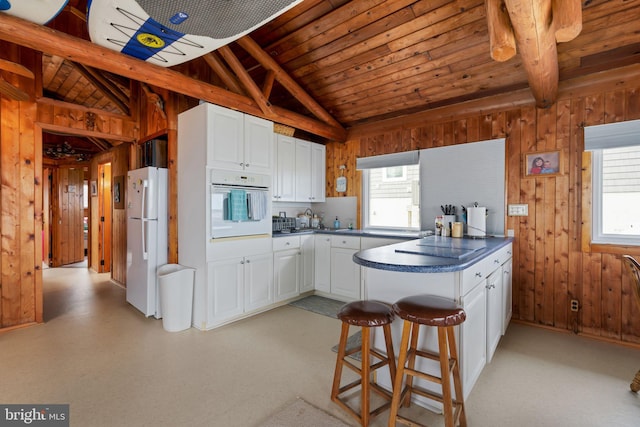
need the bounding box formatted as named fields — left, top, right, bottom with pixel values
left=467, top=207, right=486, bottom=237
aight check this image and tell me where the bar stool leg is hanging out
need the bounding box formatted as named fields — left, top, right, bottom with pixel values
left=388, top=319, right=412, bottom=426
left=382, top=323, right=396, bottom=384
left=361, top=326, right=371, bottom=427
left=447, top=326, right=466, bottom=427
left=331, top=322, right=351, bottom=402
left=437, top=327, right=454, bottom=427
left=402, top=322, right=420, bottom=408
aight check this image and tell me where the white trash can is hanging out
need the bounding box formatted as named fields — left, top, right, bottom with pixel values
left=157, top=264, right=195, bottom=332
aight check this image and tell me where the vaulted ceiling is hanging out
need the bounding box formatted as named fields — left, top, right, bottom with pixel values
left=2, top=0, right=640, bottom=154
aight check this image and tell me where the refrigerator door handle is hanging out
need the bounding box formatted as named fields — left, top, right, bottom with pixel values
left=142, top=219, right=149, bottom=260
left=141, top=179, right=149, bottom=219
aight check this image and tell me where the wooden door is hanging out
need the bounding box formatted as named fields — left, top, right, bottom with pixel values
left=50, top=166, right=85, bottom=267
left=98, top=162, right=112, bottom=273
left=43, top=167, right=51, bottom=266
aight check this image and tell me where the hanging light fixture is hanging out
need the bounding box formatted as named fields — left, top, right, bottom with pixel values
left=44, top=141, right=89, bottom=161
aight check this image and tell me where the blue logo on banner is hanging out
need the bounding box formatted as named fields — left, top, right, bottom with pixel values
left=169, top=12, right=189, bottom=25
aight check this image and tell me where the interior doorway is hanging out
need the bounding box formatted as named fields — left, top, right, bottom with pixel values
left=97, top=162, right=113, bottom=273
left=49, top=165, right=86, bottom=267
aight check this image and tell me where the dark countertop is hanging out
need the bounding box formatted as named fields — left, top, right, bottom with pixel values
left=353, top=235, right=513, bottom=273
left=272, top=228, right=419, bottom=239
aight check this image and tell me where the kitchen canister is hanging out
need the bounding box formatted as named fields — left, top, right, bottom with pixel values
left=452, top=222, right=463, bottom=238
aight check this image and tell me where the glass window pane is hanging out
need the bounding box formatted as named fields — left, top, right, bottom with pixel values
left=601, top=146, right=640, bottom=236
left=366, top=164, right=420, bottom=229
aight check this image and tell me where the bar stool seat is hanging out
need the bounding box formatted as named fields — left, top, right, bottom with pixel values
left=389, top=294, right=467, bottom=427
left=331, top=300, right=396, bottom=426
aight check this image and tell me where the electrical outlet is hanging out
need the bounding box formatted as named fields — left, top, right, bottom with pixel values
left=570, top=299, right=579, bottom=312
left=508, top=204, right=529, bottom=216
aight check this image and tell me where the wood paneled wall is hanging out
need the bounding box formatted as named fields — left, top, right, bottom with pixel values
left=327, top=85, right=640, bottom=346
left=0, top=44, right=42, bottom=330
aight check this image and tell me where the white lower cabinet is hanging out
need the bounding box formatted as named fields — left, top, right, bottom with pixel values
left=460, top=280, right=487, bottom=395
left=208, top=252, right=273, bottom=327
left=330, top=247, right=360, bottom=299
left=502, top=258, right=513, bottom=335
left=273, top=235, right=301, bottom=302
left=314, top=235, right=332, bottom=293
left=274, top=249, right=301, bottom=302
left=244, top=253, right=274, bottom=312
left=300, top=235, right=315, bottom=293
left=485, top=268, right=503, bottom=363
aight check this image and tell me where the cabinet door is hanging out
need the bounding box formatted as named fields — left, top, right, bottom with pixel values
left=502, top=258, right=512, bottom=335
left=208, top=258, right=244, bottom=325
left=274, top=135, right=296, bottom=201
left=460, top=282, right=487, bottom=400
left=486, top=269, right=503, bottom=363
left=209, top=106, right=244, bottom=171
left=314, top=235, right=331, bottom=293
left=244, top=253, right=274, bottom=311
left=331, top=247, right=360, bottom=299
left=274, top=249, right=300, bottom=302
left=310, top=143, right=326, bottom=202
left=295, top=139, right=312, bottom=202
left=300, top=235, right=315, bottom=293
left=244, top=115, right=273, bottom=174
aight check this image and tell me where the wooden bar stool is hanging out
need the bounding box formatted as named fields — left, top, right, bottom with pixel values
left=388, top=294, right=467, bottom=427
left=331, top=300, right=396, bottom=426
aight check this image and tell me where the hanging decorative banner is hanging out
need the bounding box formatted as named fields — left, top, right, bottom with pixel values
left=86, top=0, right=303, bottom=67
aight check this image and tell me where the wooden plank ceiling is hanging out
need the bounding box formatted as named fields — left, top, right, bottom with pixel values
left=3, top=0, right=640, bottom=148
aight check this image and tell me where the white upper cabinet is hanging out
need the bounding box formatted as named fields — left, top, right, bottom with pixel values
left=206, top=103, right=273, bottom=174
left=273, top=134, right=296, bottom=201
left=310, top=143, right=326, bottom=202
left=244, top=114, right=274, bottom=174
left=275, top=135, right=326, bottom=203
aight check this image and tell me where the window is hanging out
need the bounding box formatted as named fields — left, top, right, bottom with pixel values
left=585, top=120, right=640, bottom=246
left=357, top=151, right=420, bottom=230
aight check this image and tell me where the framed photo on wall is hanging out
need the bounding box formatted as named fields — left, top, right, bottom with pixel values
left=523, top=150, right=562, bottom=177
left=90, top=180, right=97, bottom=196
left=113, top=175, right=124, bottom=209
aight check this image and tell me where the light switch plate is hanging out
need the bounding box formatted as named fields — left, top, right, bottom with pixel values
left=508, top=204, right=528, bottom=216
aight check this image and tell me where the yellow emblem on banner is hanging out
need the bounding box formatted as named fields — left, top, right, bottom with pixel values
left=136, top=33, right=165, bottom=48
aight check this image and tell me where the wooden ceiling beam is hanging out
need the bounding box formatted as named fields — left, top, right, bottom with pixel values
left=0, top=74, right=30, bottom=101
left=0, top=57, right=35, bottom=79
left=217, top=45, right=274, bottom=116
left=73, top=63, right=130, bottom=115
left=0, top=13, right=346, bottom=141
left=236, top=36, right=345, bottom=130
left=486, top=0, right=516, bottom=62
left=202, top=52, right=246, bottom=95
left=503, top=0, right=558, bottom=108
left=552, top=0, right=582, bottom=43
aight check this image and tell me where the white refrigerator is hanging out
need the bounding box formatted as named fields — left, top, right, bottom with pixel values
left=126, top=167, right=168, bottom=318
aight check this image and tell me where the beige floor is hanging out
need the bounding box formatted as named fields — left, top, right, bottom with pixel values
left=1, top=266, right=639, bottom=426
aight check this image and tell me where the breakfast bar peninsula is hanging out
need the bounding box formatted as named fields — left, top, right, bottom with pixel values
left=353, top=235, right=513, bottom=403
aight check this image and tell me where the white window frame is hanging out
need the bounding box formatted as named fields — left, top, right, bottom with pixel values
left=585, top=119, right=640, bottom=246
left=357, top=151, right=420, bottom=232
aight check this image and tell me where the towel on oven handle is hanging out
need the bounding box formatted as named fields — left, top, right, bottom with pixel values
left=228, top=189, right=248, bottom=221
left=248, top=191, right=267, bottom=220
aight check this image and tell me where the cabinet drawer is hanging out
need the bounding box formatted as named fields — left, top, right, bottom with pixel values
left=461, top=256, right=494, bottom=296
left=331, top=235, right=360, bottom=250
left=273, top=236, right=300, bottom=251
